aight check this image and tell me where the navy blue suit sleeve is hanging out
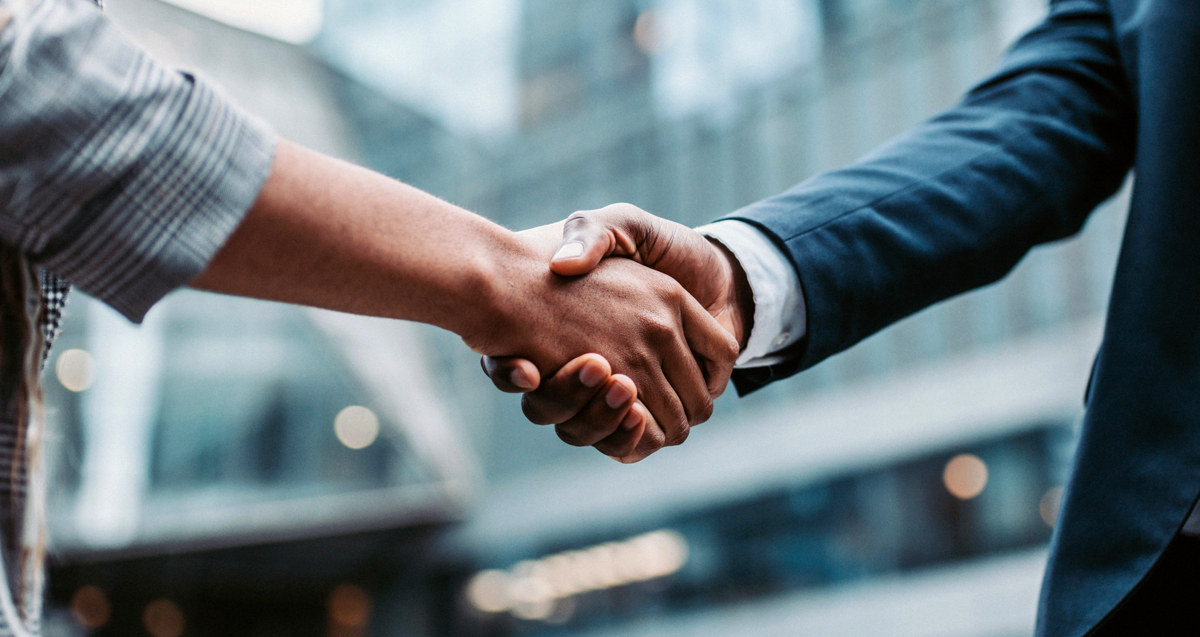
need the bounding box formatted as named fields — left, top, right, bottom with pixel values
left=726, top=0, right=1135, bottom=395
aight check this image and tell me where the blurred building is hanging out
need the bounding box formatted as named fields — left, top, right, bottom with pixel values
left=39, top=0, right=1129, bottom=636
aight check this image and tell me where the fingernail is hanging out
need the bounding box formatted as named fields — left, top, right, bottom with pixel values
left=553, top=241, right=584, bottom=261
left=579, top=363, right=606, bottom=388
left=511, top=368, right=534, bottom=390
left=621, top=410, right=641, bottom=430
left=606, top=384, right=632, bottom=408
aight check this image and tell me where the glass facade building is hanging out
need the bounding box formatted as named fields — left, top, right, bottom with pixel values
left=41, top=1, right=1129, bottom=636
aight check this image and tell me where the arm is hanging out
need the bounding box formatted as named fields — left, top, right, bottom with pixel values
left=485, top=0, right=1135, bottom=431
left=193, top=141, right=738, bottom=443
left=726, top=0, right=1134, bottom=392
left=0, top=0, right=736, bottom=446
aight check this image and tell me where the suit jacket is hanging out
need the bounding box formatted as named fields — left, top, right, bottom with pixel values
left=725, top=1, right=1198, bottom=635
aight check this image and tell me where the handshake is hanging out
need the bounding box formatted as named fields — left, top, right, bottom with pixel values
left=471, top=203, right=755, bottom=464
left=194, top=141, right=759, bottom=465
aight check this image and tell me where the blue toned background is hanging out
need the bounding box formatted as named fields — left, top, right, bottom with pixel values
left=40, top=1, right=1123, bottom=635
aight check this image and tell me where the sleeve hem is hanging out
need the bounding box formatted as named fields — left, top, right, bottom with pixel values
left=697, top=219, right=807, bottom=368
left=38, top=77, right=277, bottom=323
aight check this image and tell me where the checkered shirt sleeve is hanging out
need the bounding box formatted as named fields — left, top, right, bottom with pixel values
left=0, top=0, right=276, bottom=323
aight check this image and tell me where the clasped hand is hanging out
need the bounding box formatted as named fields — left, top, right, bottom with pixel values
left=478, top=204, right=753, bottom=463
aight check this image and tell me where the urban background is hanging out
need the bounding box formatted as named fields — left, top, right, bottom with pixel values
left=40, top=0, right=1130, bottom=635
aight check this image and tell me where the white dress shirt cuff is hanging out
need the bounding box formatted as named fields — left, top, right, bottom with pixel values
left=697, top=220, right=807, bottom=368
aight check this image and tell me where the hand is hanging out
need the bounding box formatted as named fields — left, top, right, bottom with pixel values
left=482, top=352, right=651, bottom=459
left=483, top=203, right=754, bottom=462
left=186, top=141, right=733, bottom=458
left=465, top=221, right=739, bottom=458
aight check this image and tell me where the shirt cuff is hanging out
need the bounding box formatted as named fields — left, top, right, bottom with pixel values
left=697, top=220, right=807, bottom=368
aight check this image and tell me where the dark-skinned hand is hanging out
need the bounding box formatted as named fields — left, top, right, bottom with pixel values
left=487, top=204, right=754, bottom=463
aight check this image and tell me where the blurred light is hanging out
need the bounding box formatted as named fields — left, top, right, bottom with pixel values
left=943, top=453, right=988, bottom=500
left=464, top=529, right=689, bottom=620
left=70, top=585, right=110, bottom=629
left=639, top=530, right=690, bottom=577
left=466, top=570, right=512, bottom=613
left=544, top=596, right=576, bottom=625
left=143, top=599, right=185, bottom=637
left=511, top=598, right=556, bottom=621
left=56, top=349, right=95, bottom=392
left=158, top=0, right=323, bottom=44
left=634, top=10, right=673, bottom=55
left=1040, top=486, right=1065, bottom=527
left=334, top=406, right=379, bottom=449
left=578, top=544, right=619, bottom=590
left=328, top=584, right=372, bottom=629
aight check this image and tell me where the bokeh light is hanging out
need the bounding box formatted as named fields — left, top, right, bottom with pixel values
left=143, top=599, right=185, bottom=637
left=465, top=570, right=512, bottom=613
left=328, top=583, right=372, bottom=629
left=1040, top=486, right=1065, bottom=527
left=465, top=529, right=689, bottom=620
left=943, top=453, right=988, bottom=500
left=56, top=348, right=96, bottom=392
left=633, top=10, right=668, bottom=55
left=70, top=585, right=110, bottom=629
left=334, top=406, right=379, bottom=449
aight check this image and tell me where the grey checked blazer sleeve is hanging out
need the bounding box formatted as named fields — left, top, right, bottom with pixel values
left=0, top=0, right=276, bottom=322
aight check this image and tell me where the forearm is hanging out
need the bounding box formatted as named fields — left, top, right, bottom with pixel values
left=726, top=0, right=1134, bottom=382
left=192, top=139, right=527, bottom=343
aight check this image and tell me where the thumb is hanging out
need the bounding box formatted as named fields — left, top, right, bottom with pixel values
left=550, top=218, right=613, bottom=276
left=481, top=356, right=542, bottom=393
left=550, top=204, right=646, bottom=276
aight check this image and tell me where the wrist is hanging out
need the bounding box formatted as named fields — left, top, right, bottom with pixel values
left=707, top=238, right=754, bottom=353
left=455, top=230, right=546, bottom=356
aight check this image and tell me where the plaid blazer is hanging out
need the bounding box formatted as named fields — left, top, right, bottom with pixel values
left=0, top=0, right=274, bottom=632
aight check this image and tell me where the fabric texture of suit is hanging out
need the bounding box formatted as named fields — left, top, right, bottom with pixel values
left=724, top=1, right=1199, bottom=635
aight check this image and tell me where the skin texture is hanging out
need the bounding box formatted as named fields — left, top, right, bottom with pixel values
left=191, top=141, right=738, bottom=445
left=484, top=203, right=754, bottom=463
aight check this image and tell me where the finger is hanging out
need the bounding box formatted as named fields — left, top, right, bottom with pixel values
left=628, top=355, right=687, bottom=447
left=554, top=374, right=638, bottom=447
left=593, top=399, right=647, bottom=459
left=610, top=403, right=664, bottom=463
left=660, top=329, right=713, bottom=434
left=482, top=356, right=541, bottom=393
left=551, top=205, right=647, bottom=276
left=520, top=353, right=612, bottom=425
left=678, top=291, right=740, bottom=398
left=622, top=373, right=674, bottom=460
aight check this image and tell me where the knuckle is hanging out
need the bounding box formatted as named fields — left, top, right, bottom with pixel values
left=620, top=452, right=648, bottom=464
left=564, top=210, right=593, bottom=228
left=665, top=421, right=691, bottom=446
left=722, top=336, right=740, bottom=363
left=642, top=314, right=677, bottom=343
left=521, top=395, right=557, bottom=426
left=600, top=439, right=636, bottom=459
left=641, top=426, right=666, bottom=451
left=609, top=202, right=644, bottom=220
left=555, top=424, right=587, bottom=447
left=694, top=395, right=715, bottom=424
